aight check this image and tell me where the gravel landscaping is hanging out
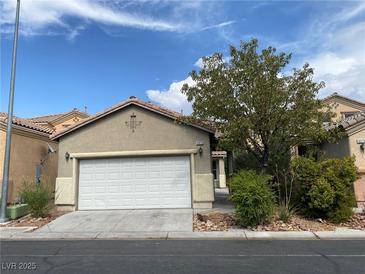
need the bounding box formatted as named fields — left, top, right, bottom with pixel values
left=194, top=210, right=365, bottom=232
left=194, top=212, right=235, bottom=231
left=0, top=209, right=66, bottom=231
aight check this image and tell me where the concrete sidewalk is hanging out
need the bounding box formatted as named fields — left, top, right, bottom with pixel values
left=2, top=228, right=365, bottom=240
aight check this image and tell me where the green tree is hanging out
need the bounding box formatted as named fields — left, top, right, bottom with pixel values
left=182, top=39, right=337, bottom=171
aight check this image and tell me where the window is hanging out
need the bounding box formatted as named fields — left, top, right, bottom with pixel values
left=342, top=112, right=359, bottom=119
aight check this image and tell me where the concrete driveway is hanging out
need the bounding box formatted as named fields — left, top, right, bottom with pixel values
left=36, top=209, right=193, bottom=233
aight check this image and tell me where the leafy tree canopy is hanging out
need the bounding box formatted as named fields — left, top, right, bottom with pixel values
left=182, top=39, right=339, bottom=171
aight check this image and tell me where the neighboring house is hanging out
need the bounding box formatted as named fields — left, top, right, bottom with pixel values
left=51, top=97, right=217, bottom=211
left=0, top=113, right=57, bottom=203
left=0, top=109, right=89, bottom=203
left=322, top=92, right=365, bottom=121
left=321, top=93, right=365, bottom=208
left=29, top=108, right=89, bottom=132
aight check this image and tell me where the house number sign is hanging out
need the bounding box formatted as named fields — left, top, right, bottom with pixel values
left=125, top=112, right=142, bottom=132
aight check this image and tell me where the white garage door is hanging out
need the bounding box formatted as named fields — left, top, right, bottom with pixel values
left=78, top=156, right=191, bottom=210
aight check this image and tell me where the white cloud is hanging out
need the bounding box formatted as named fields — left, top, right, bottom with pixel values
left=146, top=77, right=195, bottom=114
left=335, top=1, right=365, bottom=23
left=66, top=25, right=86, bottom=41
left=282, top=3, right=365, bottom=102
left=199, top=20, right=235, bottom=31
left=194, top=55, right=230, bottom=69
left=0, top=0, right=180, bottom=37
left=310, top=21, right=365, bottom=101
left=317, top=65, right=365, bottom=101
left=0, top=0, right=233, bottom=39
left=194, top=58, right=204, bottom=68
left=309, top=53, right=357, bottom=77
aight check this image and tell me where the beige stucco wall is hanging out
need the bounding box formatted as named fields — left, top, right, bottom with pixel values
left=325, top=98, right=364, bottom=122
left=354, top=174, right=365, bottom=207
left=55, top=105, right=214, bottom=209
left=321, top=124, right=365, bottom=207
left=0, top=130, right=5, bottom=181
left=0, top=127, right=58, bottom=203
left=53, top=115, right=88, bottom=133
left=349, top=128, right=365, bottom=207
left=348, top=129, right=365, bottom=171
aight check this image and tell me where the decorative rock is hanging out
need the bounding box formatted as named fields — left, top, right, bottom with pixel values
left=193, top=212, right=365, bottom=232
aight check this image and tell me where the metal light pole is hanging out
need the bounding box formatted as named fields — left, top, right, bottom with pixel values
left=0, top=0, right=21, bottom=223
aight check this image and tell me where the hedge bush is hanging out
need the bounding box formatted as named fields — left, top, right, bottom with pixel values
left=291, top=156, right=357, bottom=221
left=20, top=182, right=53, bottom=218
left=229, top=170, right=275, bottom=227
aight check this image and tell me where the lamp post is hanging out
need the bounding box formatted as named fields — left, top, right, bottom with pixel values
left=0, top=0, right=21, bottom=223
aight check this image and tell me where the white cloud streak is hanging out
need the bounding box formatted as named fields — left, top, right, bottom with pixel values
left=0, top=0, right=234, bottom=39
left=199, top=20, right=235, bottom=31
left=0, top=0, right=181, bottom=37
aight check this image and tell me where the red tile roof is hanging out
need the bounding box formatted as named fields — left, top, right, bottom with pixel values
left=0, top=112, right=54, bottom=134
left=29, top=108, right=88, bottom=124
left=325, top=111, right=365, bottom=131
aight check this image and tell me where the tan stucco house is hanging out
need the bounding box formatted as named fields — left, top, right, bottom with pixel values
left=0, top=109, right=89, bottom=203
left=322, top=92, right=365, bottom=122
left=321, top=93, right=365, bottom=208
left=29, top=108, right=89, bottom=132
left=51, top=97, right=217, bottom=210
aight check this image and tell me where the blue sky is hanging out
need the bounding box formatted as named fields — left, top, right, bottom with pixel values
left=1, top=0, right=364, bottom=117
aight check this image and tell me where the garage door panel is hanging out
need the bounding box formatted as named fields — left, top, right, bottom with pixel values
left=108, top=186, right=120, bottom=193
left=79, top=186, right=94, bottom=194
left=121, top=173, right=133, bottom=179
left=94, top=186, right=106, bottom=193
left=149, top=184, right=160, bottom=192
left=78, top=156, right=191, bottom=210
left=108, top=172, right=121, bottom=180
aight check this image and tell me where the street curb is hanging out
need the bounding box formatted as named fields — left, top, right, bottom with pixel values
left=313, top=230, right=365, bottom=239
left=168, top=231, right=247, bottom=239
left=1, top=230, right=365, bottom=240
left=244, top=231, right=317, bottom=240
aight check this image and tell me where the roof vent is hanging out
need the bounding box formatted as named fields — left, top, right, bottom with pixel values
left=129, top=96, right=136, bottom=99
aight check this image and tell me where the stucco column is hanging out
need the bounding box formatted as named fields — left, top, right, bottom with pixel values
left=218, top=158, right=226, bottom=188
left=72, top=158, right=78, bottom=208
left=354, top=170, right=365, bottom=208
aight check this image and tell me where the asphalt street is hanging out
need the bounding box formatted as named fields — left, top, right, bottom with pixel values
left=1, top=240, right=365, bottom=274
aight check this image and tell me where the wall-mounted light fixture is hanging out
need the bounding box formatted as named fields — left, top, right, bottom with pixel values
left=357, top=139, right=365, bottom=151
left=65, top=152, right=70, bottom=160
left=196, top=140, right=204, bottom=156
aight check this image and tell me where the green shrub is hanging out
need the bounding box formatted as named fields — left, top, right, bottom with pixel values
left=291, top=156, right=320, bottom=191
left=307, top=178, right=335, bottom=212
left=20, top=182, right=53, bottom=218
left=229, top=170, right=275, bottom=227
left=233, top=151, right=261, bottom=173
left=329, top=197, right=355, bottom=224
left=291, top=156, right=357, bottom=221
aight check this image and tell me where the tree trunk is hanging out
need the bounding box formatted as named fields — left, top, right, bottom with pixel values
left=261, top=144, right=269, bottom=174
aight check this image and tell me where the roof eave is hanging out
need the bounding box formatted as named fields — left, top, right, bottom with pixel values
left=0, top=121, right=52, bottom=137
left=51, top=101, right=214, bottom=140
